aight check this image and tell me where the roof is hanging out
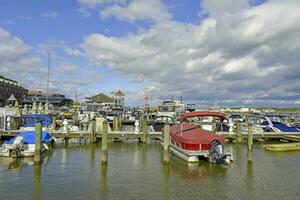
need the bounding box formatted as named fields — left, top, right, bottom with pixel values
left=114, top=90, right=124, bottom=96
left=7, top=94, right=17, bottom=101
left=87, top=93, right=114, bottom=103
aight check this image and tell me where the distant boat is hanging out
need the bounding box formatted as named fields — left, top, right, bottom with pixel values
left=166, top=111, right=232, bottom=165
left=0, top=131, right=53, bottom=157
left=262, top=114, right=299, bottom=133
left=20, top=114, right=52, bottom=131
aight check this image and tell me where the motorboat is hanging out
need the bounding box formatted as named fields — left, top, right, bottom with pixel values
left=261, top=114, right=299, bottom=133
left=0, top=131, right=53, bottom=157
left=20, top=114, right=52, bottom=131
left=167, top=111, right=232, bottom=165
left=152, top=116, right=175, bottom=132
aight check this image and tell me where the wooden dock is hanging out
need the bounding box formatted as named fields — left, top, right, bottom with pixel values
left=1, top=130, right=300, bottom=142
left=0, top=130, right=162, bottom=141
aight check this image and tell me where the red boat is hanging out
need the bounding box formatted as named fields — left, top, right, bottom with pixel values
left=167, top=111, right=232, bottom=164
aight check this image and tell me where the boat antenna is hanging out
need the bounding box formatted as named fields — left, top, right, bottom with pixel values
left=46, top=51, right=50, bottom=111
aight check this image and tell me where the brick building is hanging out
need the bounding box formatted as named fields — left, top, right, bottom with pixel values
left=0, top=75, right=28, bottom=106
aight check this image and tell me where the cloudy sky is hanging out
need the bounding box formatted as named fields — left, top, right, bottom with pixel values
left=0, top=0, right=299, bottom=107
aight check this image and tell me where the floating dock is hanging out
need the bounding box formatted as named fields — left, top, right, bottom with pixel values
left=265, top=143, right=300, bottom=152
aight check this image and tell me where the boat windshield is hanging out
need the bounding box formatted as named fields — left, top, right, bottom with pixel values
left=158, top=105, right=175, bottom=112
left=184, top=116, right=221, bottom=126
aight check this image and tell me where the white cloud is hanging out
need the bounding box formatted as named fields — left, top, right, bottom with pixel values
left=100, top=0, right=170, bottom=23
left=63, top=47, right=84, bottom=56
left=1, top=19, right=15, bottom=25
left=79, top=0, right=104, bottom=7
left=82, top=0, right=300, bottom=107
left=222, top=57, right=256, bottom=74
left=17, top=15, right=32, bottom=20
left=0, top=28, right=104, bottom=100
left=43, top=11, right=58, bottom=19
left=0, top=28, right=47, bottom=89
left=56, top=63, right=78, bottom=73
left=78, top=0, right=127, bottom=16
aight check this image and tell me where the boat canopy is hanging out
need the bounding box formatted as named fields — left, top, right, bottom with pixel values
left=181, top=111, right=226, bottom=122
left=22, top=114, right=52, bottom=127
left=265, top=114, right=287, bottom=118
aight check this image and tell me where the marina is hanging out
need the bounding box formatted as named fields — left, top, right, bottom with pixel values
left=1, top=142, right=300, bottom=200
left=1, top=1, right=300, bottom=199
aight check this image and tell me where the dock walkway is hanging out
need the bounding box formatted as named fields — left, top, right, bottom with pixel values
left=1, top=130, right=300, bottom=142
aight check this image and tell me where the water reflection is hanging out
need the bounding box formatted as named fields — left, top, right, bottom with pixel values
left=33, top=164, right=41, bottom=200
left=247, top=160, right=254, bottom=192
left=0, top=150, right=54, bottom=170
left=0, top=143, right=299, bottom=200
left=170, top=159, right=227, bottom=180
left=100, top=163, right=107, bottom=200
left=162, top=164, right=170, bottom=200
left=90, top=143, right=96, bottom=167
left=235, top=143, right=243, bottom=161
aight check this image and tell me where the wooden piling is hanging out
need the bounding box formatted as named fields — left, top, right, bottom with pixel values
left=34, top=120, right=42, bottom=164
left=92, top=120, right=96, bottom=143
left=96, top=117, right=104, bottom=132
left=88, top=120, right=96, bottom=143
left=51, top=116, right=56, bottom=131
left=113, top=116, right=118, bottom=131
left=118, top=115, right=123, bottom=131
left=141, top=117, right=147, bottom=143
left=163, top=124, right=170, bottom=164
left=247, top=123, right=253, bottom=162
left=248, top=124, right=253, bottom=151
left=101, top=121, right=108, bottom=163
left=64, top=137, right=69, bottom=147
left=236, top=121, right=242, bottom=143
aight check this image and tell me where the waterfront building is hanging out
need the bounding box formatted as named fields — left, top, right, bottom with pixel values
left=22, top=90, right=73, bottom=107
left=86, top=93, right=115, bottom=107
left=0, top=75, right=28, bottom=107
left=111, top=90, right=125, bottom=107
left=81, top=91, right=126, bottom=115
left=86, top=91, right=125, bottom=107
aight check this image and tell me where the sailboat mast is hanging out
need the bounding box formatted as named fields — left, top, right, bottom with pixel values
left=46, top=51, right=50, bottom=106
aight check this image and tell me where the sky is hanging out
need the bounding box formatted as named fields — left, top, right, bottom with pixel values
left=0, top=0, right=299, bottom=108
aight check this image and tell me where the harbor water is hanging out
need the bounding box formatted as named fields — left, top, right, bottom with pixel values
left=0, top=141, right=300, bottom=200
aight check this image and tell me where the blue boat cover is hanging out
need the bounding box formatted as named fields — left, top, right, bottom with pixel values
left=272, top=122, right=299, bottom=132
left=265, top=114, right=287, bottom=118
left=4, top=131, right=52, bottom=144
left=23, top=114, right=52, bottom=127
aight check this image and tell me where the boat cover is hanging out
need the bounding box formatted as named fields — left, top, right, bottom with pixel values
left=181, top=111, right=226, bottom=122
left=272, top=122, right=299, bottom=132
left=4, top=131, right=52, bottom=144
left=23, top=114, right=52, bottom=127
left=170, top=123, right=224, bottom=145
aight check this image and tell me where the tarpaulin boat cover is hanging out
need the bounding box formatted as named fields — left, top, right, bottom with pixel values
left=4, top=131, right=52, bottom=144
left=23, top=114, right=52, bottom=127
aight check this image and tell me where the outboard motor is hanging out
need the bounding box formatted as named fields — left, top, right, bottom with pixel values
left=9, top=136, right=24, bottom=157
left=209, top=140, right=228, bottom=165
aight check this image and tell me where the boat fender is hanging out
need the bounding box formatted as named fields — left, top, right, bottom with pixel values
left=52, top=136, right=57, bottom=142
left=43, top=143, right=49, bottom=150
left=225, top=157, right=231, bottom=164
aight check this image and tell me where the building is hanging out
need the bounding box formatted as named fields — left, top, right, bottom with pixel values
left=0, top=75, right=28, bottom=107
left=22, top=90, right=73, bottom=107
left=111, top=90, right=125, bottom=107
left=86, top=93, right=115, bottom=107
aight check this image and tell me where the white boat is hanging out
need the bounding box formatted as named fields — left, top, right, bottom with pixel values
left=0, top=131, right=53, bottom=157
